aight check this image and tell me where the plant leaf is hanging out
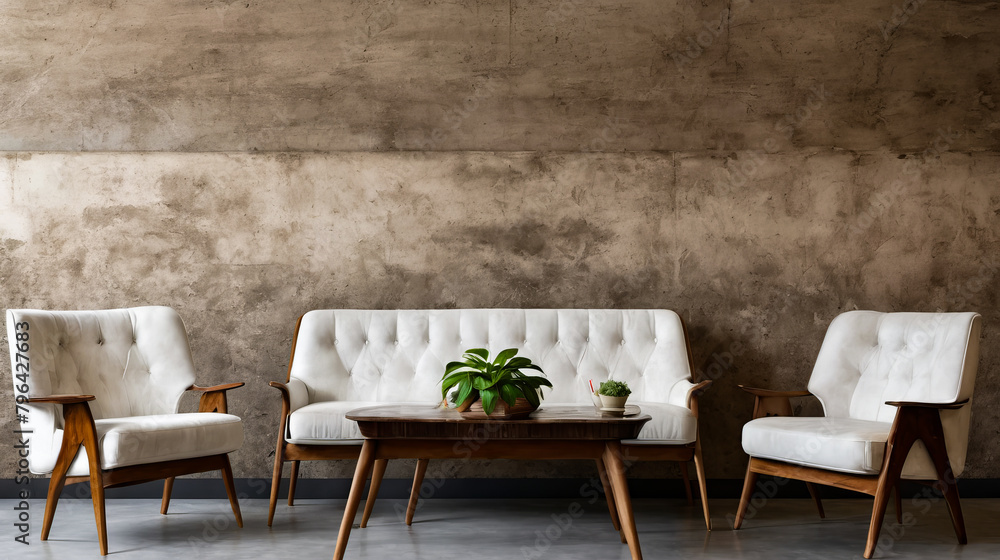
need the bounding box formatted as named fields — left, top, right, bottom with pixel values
left=480, top=387, right=499, bottom=415
left=472, top=376, right=495, bottom=390
left=499, top=383, right=521, bottom=408
left=445, top=361, right=471, bottom=375
left=493, top=348, right=518, bottom=366
left=465, top=348, right=489, bottom=361
left=455, top=383, right=476, bottom=408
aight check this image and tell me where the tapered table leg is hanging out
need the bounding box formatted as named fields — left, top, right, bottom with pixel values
left=604, top=442, right=642, bottom=560
left=334, top=439, right=376, bottom=560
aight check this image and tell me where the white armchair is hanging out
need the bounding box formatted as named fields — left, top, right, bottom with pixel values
left=6, top=307, right=246, bottom=555
left=733, top=311, right=982, bottom=558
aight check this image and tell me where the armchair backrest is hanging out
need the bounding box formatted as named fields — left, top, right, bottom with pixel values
left=808, top=311, right=982, bottom=474
left=6, top=307, right=197, bottom=422
left=287, top=309, right=694, bottom=406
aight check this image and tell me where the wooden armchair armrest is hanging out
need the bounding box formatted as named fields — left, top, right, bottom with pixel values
left=28, top=394, right=96, bottom=404
left=739, top=385, right=813, bottom=420
left=187, top=382, right=244, bottom=414
left=738, top=385, right=812, bottom=398
left=886, top=399, right=969, bottom=410
left=188, top=382, right=245, bottom=393
left=685, top=380, right=713, bottom=413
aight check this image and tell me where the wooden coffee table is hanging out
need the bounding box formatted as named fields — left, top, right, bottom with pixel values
left=333, top=404, right=651, bottom=560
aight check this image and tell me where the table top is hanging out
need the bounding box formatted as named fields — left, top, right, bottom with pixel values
left=346, top=404, right=650, bottom=440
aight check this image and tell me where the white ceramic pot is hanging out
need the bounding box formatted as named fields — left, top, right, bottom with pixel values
left=599, top=394, right=628, bottom=409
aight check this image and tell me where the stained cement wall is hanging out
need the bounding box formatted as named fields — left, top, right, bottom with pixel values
left=1, top=0, right=998, bottom=481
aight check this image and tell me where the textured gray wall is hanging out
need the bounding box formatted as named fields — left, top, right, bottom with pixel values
left=1, top=0, right=998, bottom=482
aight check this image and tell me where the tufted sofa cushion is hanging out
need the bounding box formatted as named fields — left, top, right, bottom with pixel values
left=284, top=309, right=700, bottom=444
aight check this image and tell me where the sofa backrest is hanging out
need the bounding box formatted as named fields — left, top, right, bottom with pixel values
left=287, top=309, right=694, bottom=406
left=807, top=310, right=981, bottom=474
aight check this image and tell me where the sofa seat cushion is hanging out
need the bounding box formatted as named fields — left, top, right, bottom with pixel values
left=622, top=401, right=698, bottom=445
left=63, top=413, right=244, bottom=476
left=287, top=401, right=380, bottom=444
left=742, top=416, right=942, bottom=479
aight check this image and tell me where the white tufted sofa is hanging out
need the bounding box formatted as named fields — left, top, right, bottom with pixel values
left=6, top=307, right=246, bottom=555
left=735, top=311, right=982, bottom=557
left=269, top=309, right=712, bottom=528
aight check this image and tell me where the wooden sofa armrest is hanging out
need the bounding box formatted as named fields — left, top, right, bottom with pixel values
left=28, top=394, right=96, bottom=404
left=187, top=382, right=244, bottom=414
left=886, top=399, right=969, bottom=410
left=739, top=385, right=814, bottom=420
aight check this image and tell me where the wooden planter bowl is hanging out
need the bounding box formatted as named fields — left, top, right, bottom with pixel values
left=456, top=397, right=539, bottom=420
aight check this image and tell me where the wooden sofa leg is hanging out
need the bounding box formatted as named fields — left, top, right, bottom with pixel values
left=406, top=459, right=429, bottom=526
left=361, top=459, right=387, bottom=528
left=595, top=457, right=622, bottom=532
left=161, top=477, right=175, bottom=515
left=287, top=461, right=300, bottom=506
left=693, top=440, right=711, bottom=530
left=733, top=461, right=758, bottom=529
left=221, top=455, right=244, bottom=528
left=806, top=482, right=825, bottom=519
left=680, top=461, right=693, bottom=506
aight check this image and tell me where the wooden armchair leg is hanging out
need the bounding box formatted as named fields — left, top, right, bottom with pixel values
left=361, top=459, right=388, bottom=528
left=693, top=440, right=711, bottom=530
left=267, top=451, right=284, bottom=527
left=679, top=461, right=693, bottom=506
left=805, top=482, right=825, bottom=519
left=894, top=483, right=902, bottom=524
left=161, top=477, right=175, bottom=515
left=221, top=455, right=244, bottom=528
left=287, top=461, right=300, bottom=506
left=595, top=457, right=622, bottom=532
left=406, top=459, right=429, bottom=526
left=41, top=440, right=78, bottom=541
left=733, top=462, right=759, bottom=529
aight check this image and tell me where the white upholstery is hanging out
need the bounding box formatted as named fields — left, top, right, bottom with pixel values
left=57, top=413, right=244, bottom=476
left=6, top=307, right=245, bottom=475
left=285, top=309, right=698, bottom=445
left=742, top=311, right=981, bottom=479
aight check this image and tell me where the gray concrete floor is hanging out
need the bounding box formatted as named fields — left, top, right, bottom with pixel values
left=5, top=498, right=1000, bottom=559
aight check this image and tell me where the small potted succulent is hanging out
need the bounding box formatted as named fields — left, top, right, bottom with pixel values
left=441, top=348, right=552, bottom=419
left=598, top=379, right=632, bottom=410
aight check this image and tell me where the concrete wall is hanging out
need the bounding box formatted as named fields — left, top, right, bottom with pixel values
left=1, top=0, right=998, bottom=481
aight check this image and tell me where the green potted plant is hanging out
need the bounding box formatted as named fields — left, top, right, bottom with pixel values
left=441, top=348, right=552, bottom=419
left=598, top=379, right=631, bottom=410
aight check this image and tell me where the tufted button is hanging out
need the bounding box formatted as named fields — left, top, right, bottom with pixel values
left=653, top=338, right=658, bottom=343
left=586, top=337, right=590, bottom=343
left=334, top=339, right=339, bottom=344
left=621, top=339, right=626, bottom=345
left=364, top=339, right=369, bottom=345
left=97, top=338, right=104, bottom=345
left=394, top=340, right=399, bottom=345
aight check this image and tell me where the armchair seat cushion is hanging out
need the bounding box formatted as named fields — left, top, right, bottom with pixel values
left=742, top=416, right=941, bottom=479
left=63, top=413, right=244, bottom=475
left=623, top=401, right=697, bottom=445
